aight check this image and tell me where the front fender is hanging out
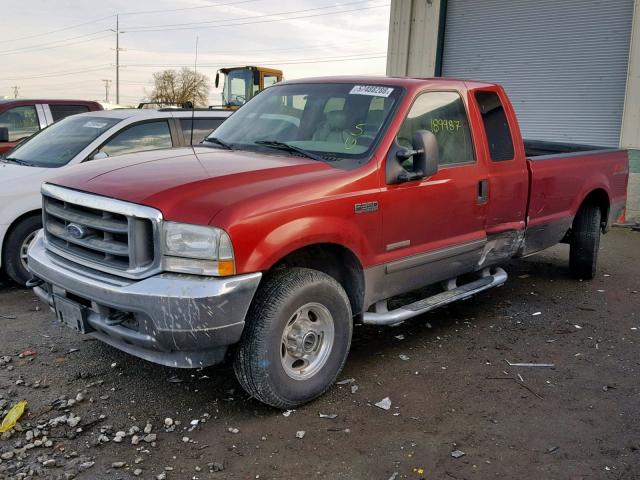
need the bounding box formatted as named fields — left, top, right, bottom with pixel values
left=236, top=215, right=377, bottom=273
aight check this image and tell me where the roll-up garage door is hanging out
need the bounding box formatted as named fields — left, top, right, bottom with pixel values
left=441, top=0, right=634, bottom=147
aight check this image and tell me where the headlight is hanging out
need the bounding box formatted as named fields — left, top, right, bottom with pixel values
left=162, top=222, right=235, bottom=276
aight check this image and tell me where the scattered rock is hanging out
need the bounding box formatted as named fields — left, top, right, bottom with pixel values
left=208, top=461, right=224, bottom=472
left=295, top=430, right=306, bottom=439
left=375, top=397, right=392, bottom=410
left=451, top=449, right=466, bottom=458
left=228, top=427, right=239, bottom=434
left=112, top=461, right=125, bottom=468
left=336, top=378, right=355, bottom=385
left=319, top=413, right=337, bottom=419
left=78, top=461, right=95, bottom=471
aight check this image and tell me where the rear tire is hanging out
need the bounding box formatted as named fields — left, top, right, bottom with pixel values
left=3, top=215, right=42, bottom=287
left=234, top=267, right=352, bottom=409
left=569, top=202, right=601, bottom=280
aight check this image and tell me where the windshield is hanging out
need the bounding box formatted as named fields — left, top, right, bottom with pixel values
left=208, top=82, right=402, bottom=162
left=5, top=116, right=120, bottom=168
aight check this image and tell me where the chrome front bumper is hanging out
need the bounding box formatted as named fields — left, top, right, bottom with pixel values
left=27, top=232, right=262, bottom=368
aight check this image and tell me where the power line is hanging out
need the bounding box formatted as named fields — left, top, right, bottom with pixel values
left=0, top=64, right=112, bottom=81
left=124, top=51, right=387, bottom=67
left=118, top=0, right=261, bottom=17
left=0, top=15, right=114, bottom=44
left=124, top=2, right=388, bottom=33
left=123, top=0, right=375, bottom=31
left=0, top=30, right=112, bottom=57
left=0, top=0, right=263, bottom=45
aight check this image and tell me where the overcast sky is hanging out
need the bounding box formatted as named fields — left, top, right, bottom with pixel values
left=0, top=0, right=390, bottom=105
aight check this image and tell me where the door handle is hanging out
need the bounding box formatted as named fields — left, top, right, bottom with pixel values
left=477, top=179, right=489, bottom=204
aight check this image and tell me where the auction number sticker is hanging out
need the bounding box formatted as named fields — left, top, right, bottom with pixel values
left=349, top=85, right=394, bottom=97
left=83, top=121, right=109, bottom=129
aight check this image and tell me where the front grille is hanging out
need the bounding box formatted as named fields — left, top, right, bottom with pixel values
left=42, top=184, right=162, bottom=279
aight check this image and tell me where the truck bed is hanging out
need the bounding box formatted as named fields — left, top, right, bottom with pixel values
left=522, top=142, right=629, bottom=255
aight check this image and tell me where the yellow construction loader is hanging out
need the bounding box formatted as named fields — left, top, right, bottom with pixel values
left=215, top=66, right=283, bottom=110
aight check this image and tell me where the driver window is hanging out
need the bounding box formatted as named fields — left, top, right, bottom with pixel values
left=397, top=91, right=474, bottom=169
left=99, top=121, right=173, bottom=158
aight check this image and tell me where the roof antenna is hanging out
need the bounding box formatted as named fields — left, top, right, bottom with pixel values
left=190, top=35, right=199, bottom=147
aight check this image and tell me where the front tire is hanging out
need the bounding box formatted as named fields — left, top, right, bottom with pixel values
left=234, top=267, right=352, bottom=409
left=569, top=202, right=602, bottom=280
left=3, top=215, right=42, bottom=286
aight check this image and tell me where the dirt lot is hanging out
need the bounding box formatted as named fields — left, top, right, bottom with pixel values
left=0, top=228, right=638, bottom=480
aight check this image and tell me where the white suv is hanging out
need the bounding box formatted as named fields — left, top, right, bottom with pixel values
left=0, top=108, right=231, bottom=285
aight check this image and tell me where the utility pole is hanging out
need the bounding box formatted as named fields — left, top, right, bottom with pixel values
left=109, top=15, right=123, bottom=104
left=116, top=14, right=120, bottom=104
left=11, top=86, right=19, bottom=99
left=102, top=79, right=112, bottom=103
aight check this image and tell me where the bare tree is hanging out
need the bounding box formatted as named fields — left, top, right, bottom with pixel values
left=149, top=68, right=210, bottom=107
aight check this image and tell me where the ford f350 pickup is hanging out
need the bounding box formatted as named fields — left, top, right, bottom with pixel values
left=27, top=77, right=628, bottom=408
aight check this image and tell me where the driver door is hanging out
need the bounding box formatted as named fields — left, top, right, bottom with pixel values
left=378, top=90, right=488, bottom=298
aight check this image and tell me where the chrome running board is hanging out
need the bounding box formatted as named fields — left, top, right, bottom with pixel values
left=362, top=268, right=508, bottom=326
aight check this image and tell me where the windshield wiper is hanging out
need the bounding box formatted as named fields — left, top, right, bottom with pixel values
left=1, top=157, right=35, bottom=167
left=254, top=140, right=333, bottom=162
left=204, top=136, right=233, bottom=150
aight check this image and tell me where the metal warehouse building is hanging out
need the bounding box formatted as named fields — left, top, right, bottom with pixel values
left=387, top=0, right=640, bottom=223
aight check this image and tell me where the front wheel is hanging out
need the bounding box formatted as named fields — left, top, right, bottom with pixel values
left=569, top=202, right=602, bottom=280
left=234, top=268, right=352, bottom=408
left=3, top=215, right=42, bottom=286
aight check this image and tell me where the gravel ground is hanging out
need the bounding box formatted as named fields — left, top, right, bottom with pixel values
left=0, top=228, right=638, bottom=480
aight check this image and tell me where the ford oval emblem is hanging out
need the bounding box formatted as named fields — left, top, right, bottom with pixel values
left=66, top=223, right=86, bottom=239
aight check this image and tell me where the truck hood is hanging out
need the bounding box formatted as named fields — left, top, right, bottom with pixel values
left=47, top=147, right=337, bottom=225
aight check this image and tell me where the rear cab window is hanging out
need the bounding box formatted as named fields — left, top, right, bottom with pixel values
left=474, top=91, right=515, bottom=161
left=49, top=104, right=91, bottom=122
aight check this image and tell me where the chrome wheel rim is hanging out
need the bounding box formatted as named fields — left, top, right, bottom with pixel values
left=281, top=302, right=335, bottom=380
left=20, top=231, right=37, bottom=272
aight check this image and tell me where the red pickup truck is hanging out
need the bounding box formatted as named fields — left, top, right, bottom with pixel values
left=27, top=77, right=628, bottom=408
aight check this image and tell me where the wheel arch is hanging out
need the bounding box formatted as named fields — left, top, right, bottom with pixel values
left=1, top=209, right=42, bottom=268
left=577, top=188, right=610, bottom=232
left=270, top=243, right=365, bottom=317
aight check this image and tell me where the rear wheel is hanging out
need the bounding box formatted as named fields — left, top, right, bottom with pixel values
left=234, top=267, right=352, bottom=408
left=3, top=215, right=42, bottom=286
left=569, top=203, right=602, bottom=280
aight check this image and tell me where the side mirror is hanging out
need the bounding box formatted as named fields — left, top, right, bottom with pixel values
left=0, top=127, right=8, bottom=142
left=91, top=151, right=109, bottom=161
left=386, top=130, right=439, bottom=184
left=411, top=130, right=438, bottom=178
left=214, top=72, right=220, bottom=89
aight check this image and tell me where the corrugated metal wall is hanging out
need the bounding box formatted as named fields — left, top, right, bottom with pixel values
left=442, top=0, right=634, bottom=147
